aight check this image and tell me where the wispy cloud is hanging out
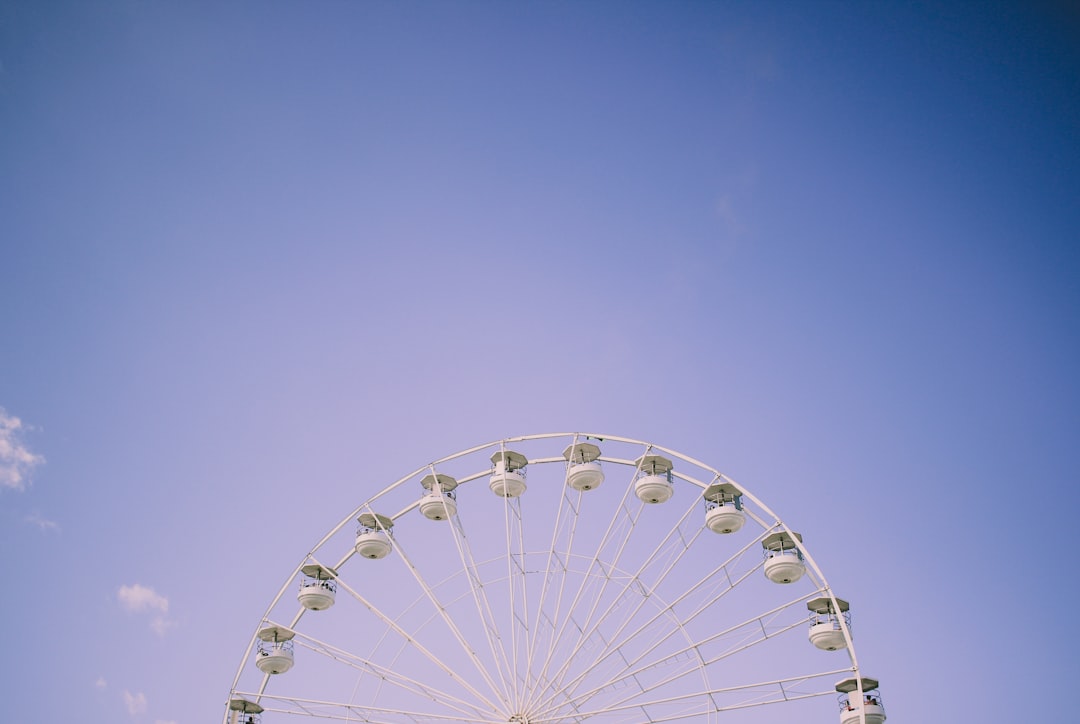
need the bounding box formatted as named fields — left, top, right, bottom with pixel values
left=25, top=512, right=60, bottom=532
left=95, top=676, right=107, bottom=690
left=118, top=583, right=175, bottom=636
left=118, top=584, right=169, bottom=614
left=0, top=407, right=44, bottom=491
left=150, top=615, right=177, bottom=636
left=123, top=690, right=147, bottom=716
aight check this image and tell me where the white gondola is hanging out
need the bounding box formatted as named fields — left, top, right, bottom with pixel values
left=255, top=625, right=295, bottom=675
left=355, top=512, right=394, bottom=559
left=836, top=677, right=886, bottom=724
left=229, top=698, right=263, bottom=724
left=703, top=481, right=746, bottom=534
left=419, top=473, right=458, bottom=520
left=634, top=453, right=674, bottom=504
left=807, top=596, right=851, bottom=651
left=762, top=531, right=805, bottom=583
left=297, top=563, right=337, bottom=611
left=489, top=450, right=528, bottom=497
left=563, top=441, right=604, bottom=491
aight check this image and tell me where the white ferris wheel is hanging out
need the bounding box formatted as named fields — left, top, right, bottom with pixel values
left=225, top=433, right=886, bottom=724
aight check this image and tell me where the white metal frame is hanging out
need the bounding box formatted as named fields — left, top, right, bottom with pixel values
left=224, top=432, right=871, bottom=724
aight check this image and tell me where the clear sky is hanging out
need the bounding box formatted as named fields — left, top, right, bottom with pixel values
left=1, top=1, right=1078, bottom=722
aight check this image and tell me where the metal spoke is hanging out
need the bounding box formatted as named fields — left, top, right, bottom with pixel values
left=393, top=497, right=514, bottom=712
left=317, top=556, right=504, bottom=713
left=535, top=524, right=774, bottom=716
left=533, top=667, right=853, bottom=722
left=523, top=471, right=584, bottom=713
left=241, top=691, right=506, bottom=723
left=526, top=450, right=647, bottom=712
left=532, top=491, right=706, bottom=715
left=543, top=594, right=819, bottom=721
left=278, top=629, right=493, bottom=719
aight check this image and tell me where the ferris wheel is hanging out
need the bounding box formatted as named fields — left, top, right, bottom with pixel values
left=224, top=433, right=886, bottom=724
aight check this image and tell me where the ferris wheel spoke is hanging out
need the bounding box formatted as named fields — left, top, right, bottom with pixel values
left=528, top=454, right=647, bottom=711
left=244, top=691, right=506, bottom=723
left=548, top=597, right=815, bottom=720
left=390, top=523, right=514, bottom=712
left=535, top=498, right=645, bottom=707
left=533, top=493, right=705, bottom=714
left=598, top=525, right=773, bottom=654
left=282, top=630, right=492, bottom=720
left=698, top=616, right=807, bottom=665
left=654, top=589, right=819, bottom=678
left=524, top=482, right=566, bottom=676
left=498, top=489, right=530, bottom=710
left=524, top=484, right=585, bottom=706
left=523, top=478, right=585, bottom=712
left=450, top=512, right=520, bottom=709
left=536, top=525, right=773, bottom=714
left=512, top=497, right=533, bottom=710
left=536, top=667, right=852, bottom=722
left=321, top=562, right=505, bottom=714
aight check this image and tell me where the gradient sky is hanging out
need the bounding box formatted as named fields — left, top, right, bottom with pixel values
left=1, top=1, right=1078, bottom=723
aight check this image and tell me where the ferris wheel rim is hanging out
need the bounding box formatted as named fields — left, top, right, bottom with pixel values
left=225, top=432, right=866, bottom=724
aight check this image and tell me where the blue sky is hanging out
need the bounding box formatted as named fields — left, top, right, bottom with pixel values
left=1, top=1, right=1078, bottom=722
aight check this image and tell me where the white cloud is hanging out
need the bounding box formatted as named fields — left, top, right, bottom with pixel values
left=95, top=676, right=107, bottom=689
left=123, top=690, right=147, bottom=716
left=118, top=584, right=169, bottom=614
left=118, top=583, right=176, bottom=636
left=0, top=407, right=44, bottom=491
left=155, top=720, right=178, bottom=724
left=25, top=512, right=60, bottom=532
